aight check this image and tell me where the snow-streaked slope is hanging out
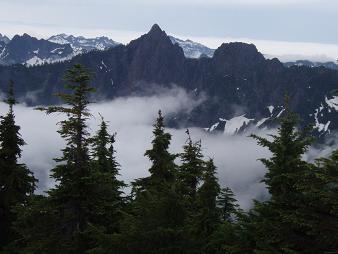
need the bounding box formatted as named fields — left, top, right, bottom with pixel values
left=169, top=36, right=215, bottom=58
left=0, top=33, right=121, bottom=66
left=325, top=96, right=338, bottom=111
left=0, top=33, right=10, bottom=44
left=221, top=115, right=254, bottom=135
left=48, top=34, right=120, bottom=54
left=203, top=93, right=338, bottom=136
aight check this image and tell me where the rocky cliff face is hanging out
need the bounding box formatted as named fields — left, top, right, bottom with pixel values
left=0, top=24, right=337, bottom=137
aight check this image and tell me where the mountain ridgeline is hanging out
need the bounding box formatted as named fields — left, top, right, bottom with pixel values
left=0, top=24, right=338, bottom=136
left=0, top=33, right=120, bottom=66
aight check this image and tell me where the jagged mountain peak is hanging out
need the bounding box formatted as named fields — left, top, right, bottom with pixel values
left=142, top=24, right=169, bottom=42
left=125, top=24, right=185, bottom=83
left=0, top=33, right=10, bottom=44
left=149, top=24, right=163, bottom=34
left=130, top=24, right=178, bottom=51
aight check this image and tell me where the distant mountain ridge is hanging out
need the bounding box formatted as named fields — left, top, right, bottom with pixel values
left=0, top=24, right=338, bottom=138
left=0, top=33, right=120, bottom=66
left=2, top=31, right=335, bottom=67
left=0, top=32, right=216, bottom=66
left=47, top=34, right=120, bottom=54
left=0, top=32, right=217, bottom=67
left=284, top=60, right=338, bottom=70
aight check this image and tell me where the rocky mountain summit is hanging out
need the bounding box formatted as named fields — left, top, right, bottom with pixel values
left=0, top=24, right=337, bottom=137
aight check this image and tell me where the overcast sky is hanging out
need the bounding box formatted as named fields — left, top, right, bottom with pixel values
left=1, top=0, right=338, bottom=60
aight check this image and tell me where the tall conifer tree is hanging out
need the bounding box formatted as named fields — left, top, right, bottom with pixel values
left=249, top=98, right=321, bottom=253
left=37, top=64, right=97, bottom=253
left=189, top=159, right=221, bottom=253
left=217, top=187, right=239, bottom=222
left=90, top=117, right=125, bottom=233
left=178, top=129, right=204, bottom=209
left=0, top=81, right=36, bottom=250
left=126, top=111, right=185, bottom=254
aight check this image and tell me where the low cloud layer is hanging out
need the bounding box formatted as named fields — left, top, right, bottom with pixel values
left=0, top=87, right=335, bottom=210
left=186, top=35, right=338, bottom=62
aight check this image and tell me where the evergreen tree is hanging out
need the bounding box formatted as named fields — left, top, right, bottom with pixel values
left=197, top=159, right=221, bottom=232
left=301, top=150, right=338, bottom=252
left=189, top=159, right=221, bottom=254
left=0, top=81, right=36, bottom=250
left=217, top=187, right=239, bottom=222
left=89, top=117, right=126, bottom=234
left=249, top=99, right=323, bottom=253
left=145, top=110, right=176, bottom=184
left=36, top=64, right=97, bottom=253
left=251, top=101, right=314, bottom=203
left=178, top=129, right=204, bottom=208
left=125, top=111, right=185, bottom=254
left=83, top=117, right=127, bottom=254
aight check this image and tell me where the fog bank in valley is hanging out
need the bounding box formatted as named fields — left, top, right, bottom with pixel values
left=0, top=87, right=335, bottom=209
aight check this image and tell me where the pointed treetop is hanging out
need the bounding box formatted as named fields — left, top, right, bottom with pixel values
left=64, top=63, right=91, bottom=83
left=185, top=129, right=192, bottom=142
left=154, top=110, right=164, bottom=130
left=5, top=80, right=16, bottom=111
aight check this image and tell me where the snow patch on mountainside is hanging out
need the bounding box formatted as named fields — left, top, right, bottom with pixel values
left=25, top=54, right=75, bottom=66
left=314, top=107, right=331, bottom=133
left=169, top=36, right=215, bottom=58
left=26, top=56, right=44, bottom=66
left=209, top=122, right=219, bottom=132
left=220, top=115, right=254, bottom=135
left=267, top=105, right=274, bottom=114
left=48, top=34, right=120, bottom=53
left=276, top=108, right=285, bottom=118
left=256, top=117, right=269, bottom=127
left=325, top=96, right=338, bottom=111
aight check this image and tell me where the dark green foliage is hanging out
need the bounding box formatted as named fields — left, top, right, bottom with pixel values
left=196, top=159, right=221, bottom=231
left=31, top=64, right=99, bottom=253
left=89, top=117, right=126, bottom=234
left=217, top=187, right=239, bottom=222
left=122, top=111, right=186, bottom=254
left=307, top=150, right=338, bottom=251
left=178, top=130, right=205, bottom=209
left=9, top=195, right=57, bottom=254
left=144, top=110, right=177, bottom=184
left=248, top=100, right=338, bottom=253
left=0, top=81, right=36, bottom=251
left=188, top=159, right=221, bottom=253
left=251, top=101, right=314, bottom=203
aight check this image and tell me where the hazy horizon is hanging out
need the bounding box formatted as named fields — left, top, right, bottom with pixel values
left=1, top=0, right=338, bottom=62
